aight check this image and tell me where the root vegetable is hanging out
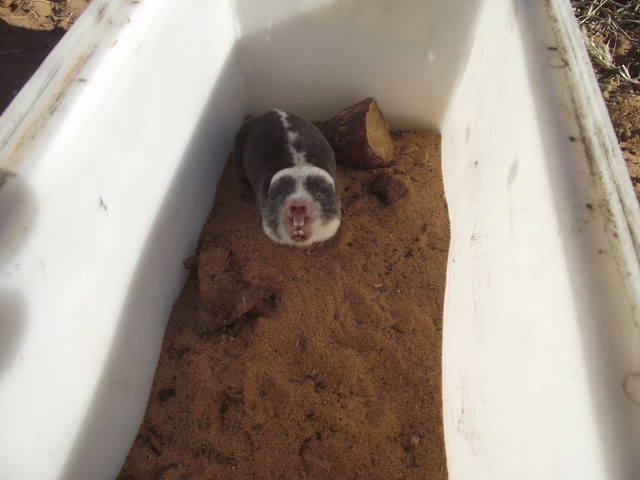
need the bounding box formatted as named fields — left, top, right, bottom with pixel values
left=322, top=97, right=395, bottom=169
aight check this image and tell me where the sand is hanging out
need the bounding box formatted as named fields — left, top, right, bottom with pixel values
left=117, top=130, right=450, bottom=479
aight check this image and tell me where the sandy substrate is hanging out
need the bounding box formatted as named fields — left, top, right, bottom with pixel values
left=116, top=131, right=450, bottom=479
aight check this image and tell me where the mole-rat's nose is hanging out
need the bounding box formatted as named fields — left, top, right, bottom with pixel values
left=289, top=204, right=307, bottom=216
left=290, top=204, right=307, bottom=228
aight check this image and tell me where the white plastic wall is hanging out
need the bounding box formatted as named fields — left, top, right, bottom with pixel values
left=0, top=1, right=243, bottom=478
left=442, top=1, right=640, bottom=478
left=0, top=0, right=638, bottom=479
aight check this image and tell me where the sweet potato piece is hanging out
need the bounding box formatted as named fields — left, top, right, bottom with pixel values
left=321, top=97, right=395, bottom=168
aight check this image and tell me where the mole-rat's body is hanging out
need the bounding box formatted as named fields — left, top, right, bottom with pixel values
left=233, top=109, right=341, bottom=247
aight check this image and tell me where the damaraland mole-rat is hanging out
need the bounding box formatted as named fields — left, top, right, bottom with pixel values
left=233, top=109, right=341, bottom=247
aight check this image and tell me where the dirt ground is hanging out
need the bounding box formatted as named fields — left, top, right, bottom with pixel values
left=0, top=0, right=89, bottom=113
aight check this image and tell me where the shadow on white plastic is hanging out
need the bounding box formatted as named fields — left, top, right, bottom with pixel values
left=232, top=0, right=485, bottom=130
left=59, top=52, right=244, bottom=480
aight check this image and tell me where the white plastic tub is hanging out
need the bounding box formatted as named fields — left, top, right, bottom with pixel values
left=1, top=0, right=639, bottom=478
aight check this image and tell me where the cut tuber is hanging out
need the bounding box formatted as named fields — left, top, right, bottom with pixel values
left=321, top=97, right=395, bottom=169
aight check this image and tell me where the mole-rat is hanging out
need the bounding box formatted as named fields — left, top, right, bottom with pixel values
left=233, top=109, right=341, bottom=247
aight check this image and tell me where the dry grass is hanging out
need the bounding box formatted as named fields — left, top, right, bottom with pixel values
left=571, top=0, right=640, bottom=86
